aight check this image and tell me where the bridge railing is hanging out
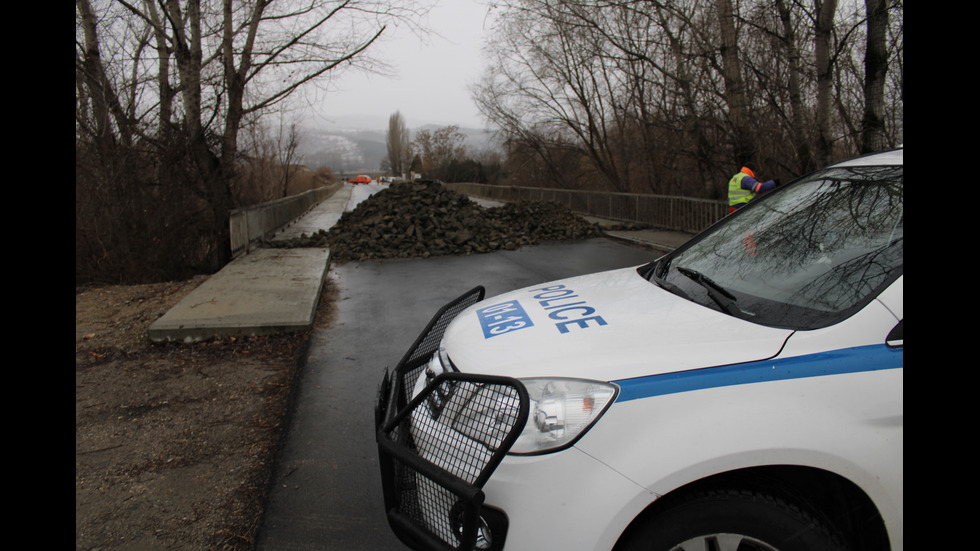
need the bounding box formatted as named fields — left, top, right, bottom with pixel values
left=444, top=182, right=727, bottom=235
left=229, top=183, right=341, bottom=258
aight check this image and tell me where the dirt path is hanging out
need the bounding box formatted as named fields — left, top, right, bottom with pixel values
left=76, top=276, right=334, bottom=550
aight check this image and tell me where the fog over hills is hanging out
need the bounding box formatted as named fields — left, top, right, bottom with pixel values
left=298, top=115, right=499, bottom=174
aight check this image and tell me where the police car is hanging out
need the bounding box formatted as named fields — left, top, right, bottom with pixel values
left=375, top=149, right=903, bottom=551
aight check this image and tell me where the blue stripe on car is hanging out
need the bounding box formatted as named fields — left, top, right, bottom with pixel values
left=613, top=344, right=902, bottom=403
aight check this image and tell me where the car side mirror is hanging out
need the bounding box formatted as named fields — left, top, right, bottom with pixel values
left=886, top=320, right=903, bottom=348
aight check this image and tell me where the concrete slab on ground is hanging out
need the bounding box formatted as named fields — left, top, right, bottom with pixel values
left=147, top=247, right=330, bottom=343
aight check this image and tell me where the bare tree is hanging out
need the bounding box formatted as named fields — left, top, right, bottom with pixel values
left=412, top=125, right=466, bottom=178
left=473, top=0, right=902, bottom=198
left=160, top=0, right=397, bottom=267
left=276, top=120, right=302, bottom=197
left=473, top=1, right=636, bottom=191
left=76, top=0, right=430, bottom=280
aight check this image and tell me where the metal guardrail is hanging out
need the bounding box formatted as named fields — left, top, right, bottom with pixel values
left=445, top=182, right=727, bottom=235
left=229, top=183, right=341, bottom=258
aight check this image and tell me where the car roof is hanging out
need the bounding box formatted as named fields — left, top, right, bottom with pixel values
left=831, top=147, right=903, bottom=168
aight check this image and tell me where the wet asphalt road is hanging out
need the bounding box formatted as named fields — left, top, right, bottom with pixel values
left=256, top=238, right=660, bottom=550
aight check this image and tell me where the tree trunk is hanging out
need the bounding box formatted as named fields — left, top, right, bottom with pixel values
left=716, top=0, right=755, bottom=167
left=860, top=0, right=888, bottom=153
left=145, top=0, right=174, bottom=139
left=774, top=0, right=815, bottom=173
left=165, top=0, right=204, bottom=137
left=813, top=0, right=838, bottom=166
left=77, top=0, right=133, bottom=148
left=660, top=9, right=715, bottom=196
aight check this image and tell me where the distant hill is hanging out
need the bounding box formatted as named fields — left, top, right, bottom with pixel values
left=298, top=117, right=499, bottom=174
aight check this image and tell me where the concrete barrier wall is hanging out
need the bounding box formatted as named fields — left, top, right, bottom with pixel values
left=229, top=183, right=340, bottom=257
left=446, top=182, right=727, bottom=234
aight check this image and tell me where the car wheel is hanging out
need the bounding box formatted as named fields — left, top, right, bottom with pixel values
left=619, top=488, right=847, bottom=551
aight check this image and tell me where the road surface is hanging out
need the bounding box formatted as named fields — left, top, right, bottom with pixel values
left=257, top=238, right=659, bottom=550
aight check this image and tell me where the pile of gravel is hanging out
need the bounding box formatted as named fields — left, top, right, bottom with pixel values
left=269, top=180, right=605, bottom=262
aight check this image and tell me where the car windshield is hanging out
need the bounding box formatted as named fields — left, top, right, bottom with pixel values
left=650, top=163, right=903, bottom=330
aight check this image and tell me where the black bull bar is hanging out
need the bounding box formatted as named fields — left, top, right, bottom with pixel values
left=375, top=286, right=529, bottom=551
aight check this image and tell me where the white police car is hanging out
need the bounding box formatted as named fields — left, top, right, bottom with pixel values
left=376, top=149, right=903, bottom=551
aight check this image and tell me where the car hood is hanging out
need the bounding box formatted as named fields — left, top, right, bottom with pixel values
left=442, top=267, right=793, bottom=382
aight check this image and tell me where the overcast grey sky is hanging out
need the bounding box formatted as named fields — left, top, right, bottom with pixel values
left=312, top=1, right=494, bottom=130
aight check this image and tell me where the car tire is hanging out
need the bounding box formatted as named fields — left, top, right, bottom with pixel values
left=618, top=488, right=847, bottom=551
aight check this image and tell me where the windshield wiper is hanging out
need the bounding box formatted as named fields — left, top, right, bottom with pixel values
left=644, top=261, right=693, bottom=300
left=676, top=267, right=744, bottom=316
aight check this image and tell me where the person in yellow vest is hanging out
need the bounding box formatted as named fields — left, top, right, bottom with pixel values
left=728, top=165, right=778, bottom=213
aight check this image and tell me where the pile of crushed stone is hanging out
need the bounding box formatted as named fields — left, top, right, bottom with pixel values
left=269, top=180, right=605, bottom=262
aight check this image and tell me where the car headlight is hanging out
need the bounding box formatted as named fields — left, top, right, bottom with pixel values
left=417, top=348, right=618, bottom=456
left=510, top=378, right=618, bottom=455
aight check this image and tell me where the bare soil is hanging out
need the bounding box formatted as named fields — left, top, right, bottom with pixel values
left=75, top=276, right=336, bottom=550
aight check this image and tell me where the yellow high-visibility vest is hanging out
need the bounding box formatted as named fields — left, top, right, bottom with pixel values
left=728, top=171, right=755, bottom=207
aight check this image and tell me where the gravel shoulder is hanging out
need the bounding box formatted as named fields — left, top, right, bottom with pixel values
left=76, top=276, right=335, bottom=550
